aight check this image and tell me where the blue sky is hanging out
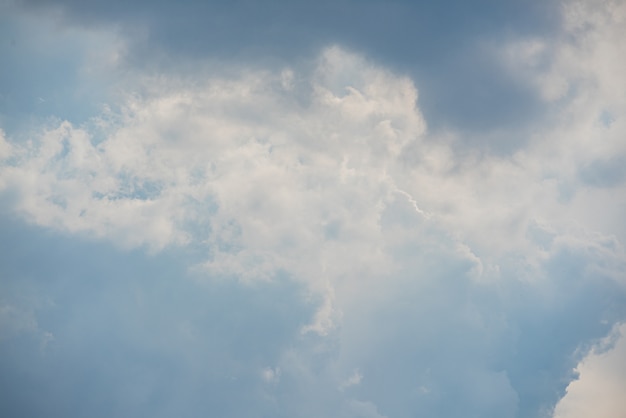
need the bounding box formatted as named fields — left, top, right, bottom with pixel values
left=1, top=1, right=625, bottom=417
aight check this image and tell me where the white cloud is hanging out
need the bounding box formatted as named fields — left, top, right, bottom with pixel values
left=553, top=324, right=626, bottom=418
left=0, top=46, right=427, bottom=280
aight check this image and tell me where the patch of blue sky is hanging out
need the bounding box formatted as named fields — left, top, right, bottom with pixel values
left=0, top=216, right=314, bottom=418
left=0, top=9, right=118, bottom=137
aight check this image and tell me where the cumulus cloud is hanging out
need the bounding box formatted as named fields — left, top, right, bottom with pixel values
left=1, top=1, right=626, bottom=416
left=553, top=323, right=626, bottom=418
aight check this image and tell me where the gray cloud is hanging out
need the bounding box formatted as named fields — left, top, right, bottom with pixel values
left=7, top=0, right=561, bottom=146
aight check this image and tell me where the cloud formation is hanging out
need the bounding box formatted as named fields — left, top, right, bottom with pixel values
left=554, top=324, right=626, bottom=418
left=9, top=0, right=561, bottom=136
left=1, top=0, right=625, bottom=417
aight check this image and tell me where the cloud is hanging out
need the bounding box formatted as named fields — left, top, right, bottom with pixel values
left=1, top=1, right=626, bottom=416
left=339, top=369, right=363, bottom=390
left=261, top=366, right=281, bottom=383
left=0, top=46, right=425, bottom=263
left=553, top=324, right=626, bottom=418
left=10, top=0, right=561, bottom=137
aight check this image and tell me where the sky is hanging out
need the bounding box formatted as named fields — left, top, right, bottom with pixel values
left=1, top=0, right=625, bottom=417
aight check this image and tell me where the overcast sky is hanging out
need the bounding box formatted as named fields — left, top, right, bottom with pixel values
left=1, top=1, right=625, bottom=417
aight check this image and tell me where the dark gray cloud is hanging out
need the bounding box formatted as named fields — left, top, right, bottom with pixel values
left=10, top=0, right=561, bottom=144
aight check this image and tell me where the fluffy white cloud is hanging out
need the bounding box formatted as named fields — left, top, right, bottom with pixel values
left=0, top=46, right=427, bottom=285
left=553, top=324, right=626, bottom=418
